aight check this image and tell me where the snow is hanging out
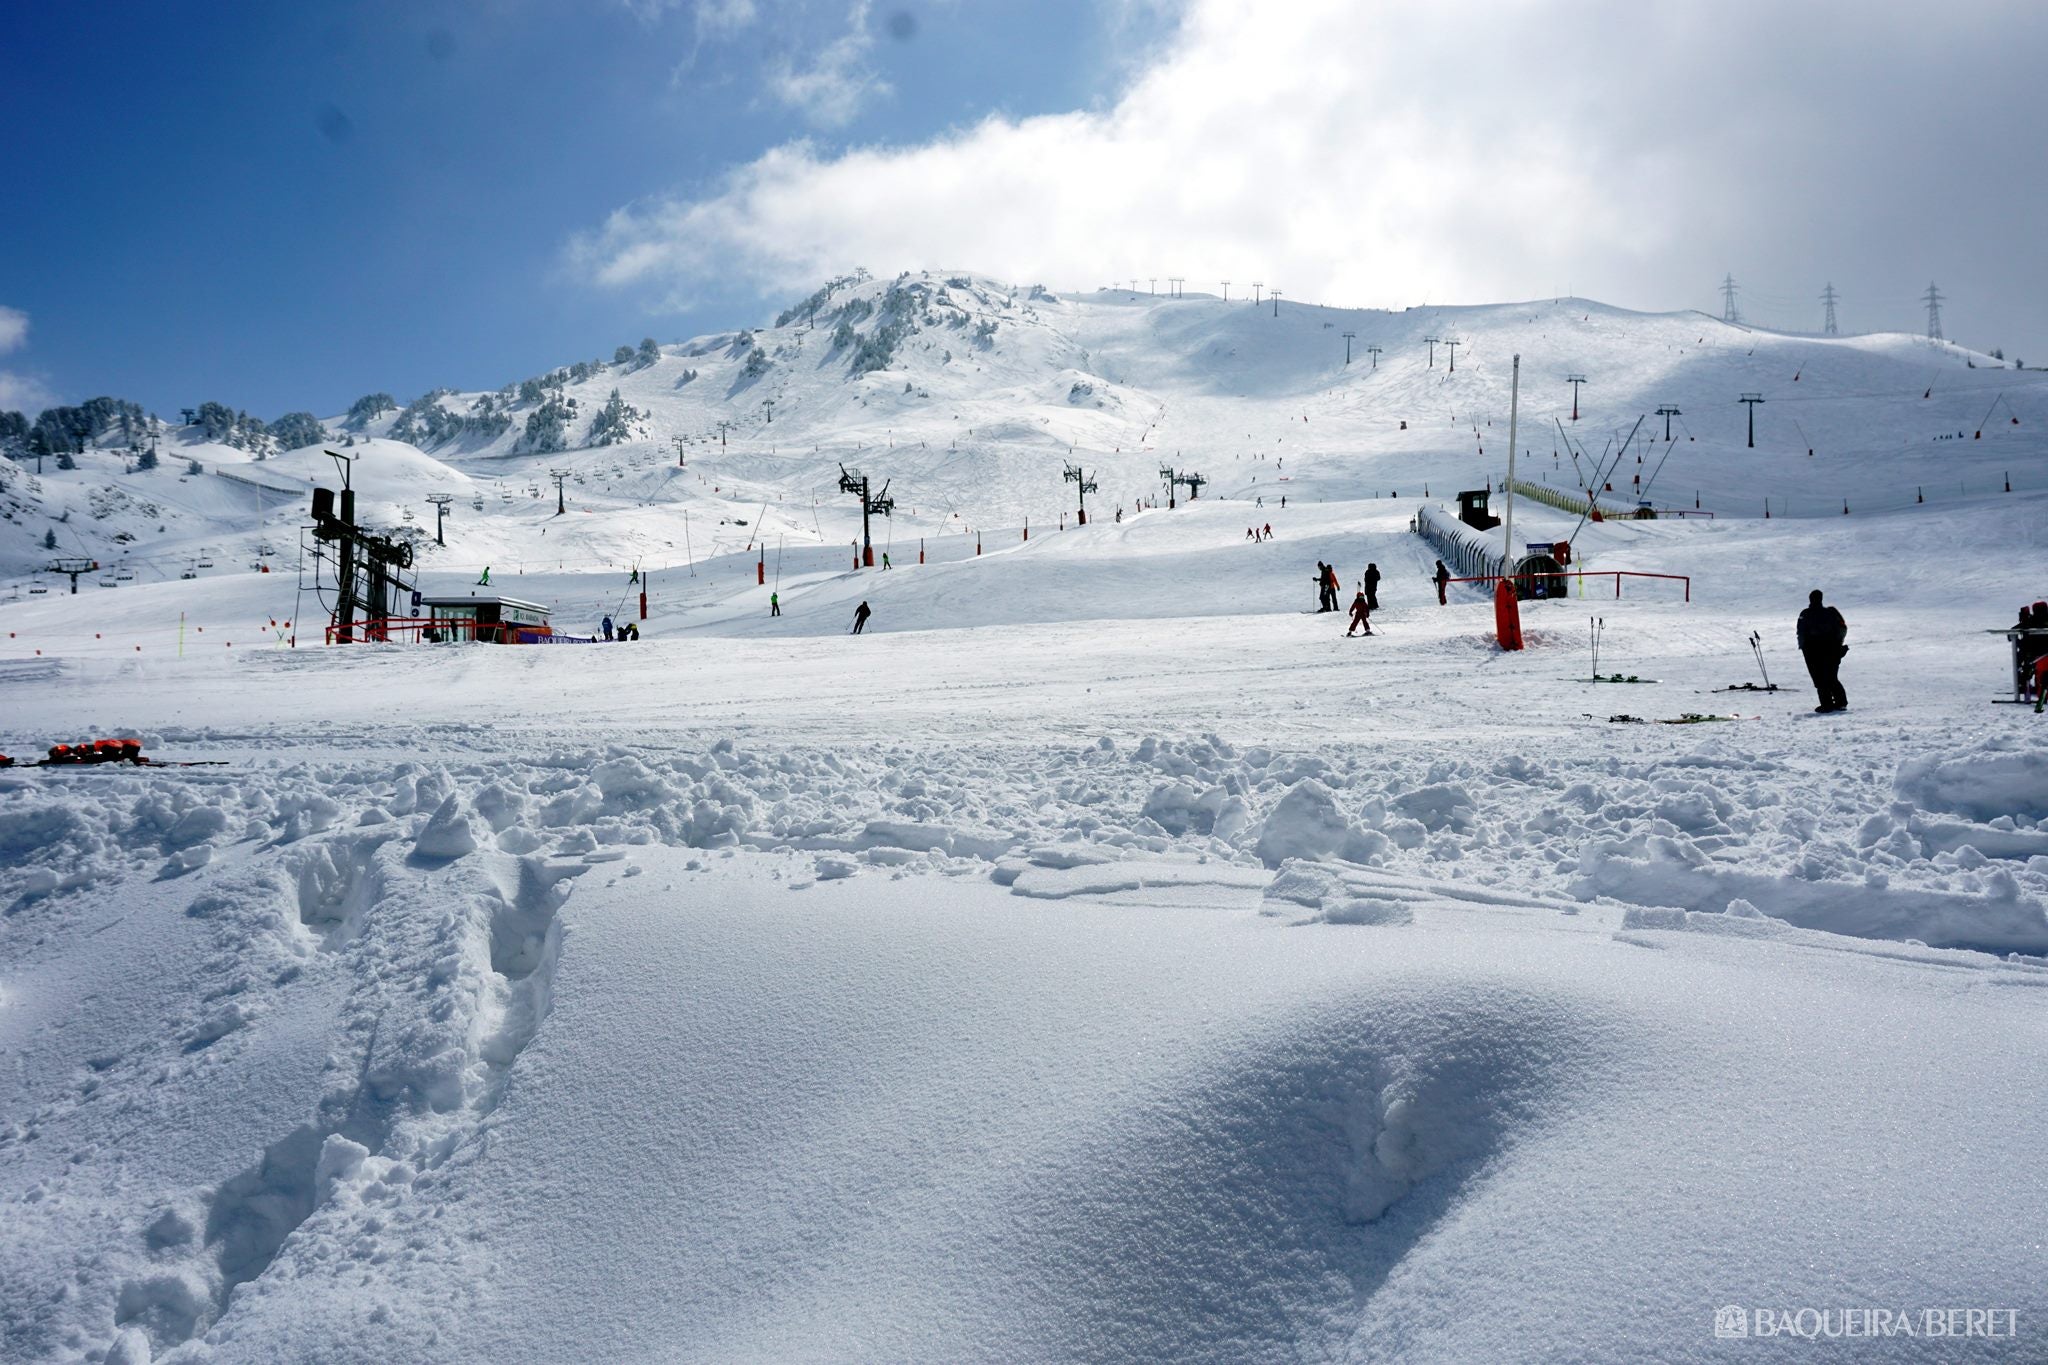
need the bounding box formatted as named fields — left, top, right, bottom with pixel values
left=4, top=276, right=2048, bottom=1360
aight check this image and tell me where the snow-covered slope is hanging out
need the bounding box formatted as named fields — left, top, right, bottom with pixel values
left=5, top=275, right=2048, bottom=1363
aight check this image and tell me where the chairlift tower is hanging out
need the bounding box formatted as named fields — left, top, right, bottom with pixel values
left=672, top=434, right=688, bottom=468
left=548, top=469, right=570, bottom=516
left=1424, top=336, right=1440, bottom=367
left=1173, top=470, right=1206, bottom=501
left=1063, top=462, right=1098, bottom=525
left=1567, top=374, right=1588, bottom=421
left=1739, top=393, right=1765, bottom=448
left=838, top=464, right=893, bottom=568
left=1252, top=282, right=1263, bottom=305
left=425, top=493, right=454, bottom=547
left=1443, top=338, right=1461, bottom=373
left=47, top=557, right=98, bottom=595
left=1271, top=290, right=1283, bottom=317
left=310, top=452, right=415, bottom=642
left=1366, top=344, right=1382, bottom=369
left=1656, top=405, right=1682, bottom=441
left=1159, top=463, right=1178, bottom=508
left=1342, top=331, right=1356, bottom=365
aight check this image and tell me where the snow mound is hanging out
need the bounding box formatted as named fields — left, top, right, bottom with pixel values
left=1895, top=739, right=2048, bottom=822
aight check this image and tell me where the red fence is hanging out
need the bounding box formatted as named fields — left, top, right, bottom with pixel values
left=323, top=617, right=579, bottom=645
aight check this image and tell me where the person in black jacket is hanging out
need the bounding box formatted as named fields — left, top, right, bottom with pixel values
left=1796, top=589, right=1849, bottom=712
left=1364, top=562, right=1382, bottom=611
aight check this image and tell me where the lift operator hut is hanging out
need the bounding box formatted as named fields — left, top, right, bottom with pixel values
left=421, top=594, right=553, bottom=643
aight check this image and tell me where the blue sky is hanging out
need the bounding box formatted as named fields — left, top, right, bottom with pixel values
left=5, top=1, right=2045, bottom=420
left=0, top=0, right=1162, bottom=417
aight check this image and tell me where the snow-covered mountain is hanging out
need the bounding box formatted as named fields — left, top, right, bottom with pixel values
left=4, top=271, right=2041, bottom=588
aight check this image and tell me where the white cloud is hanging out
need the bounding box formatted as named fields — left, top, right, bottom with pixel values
left=0, top=305, right=27, bottom=355
left=619, top=0, right=756, bottom=29
left=0, top=370, right=55, bottom=412
left=574, top=0, right=2048, bottom=333
left=697, top=0, right=759, bottom=35
left=0, top=306, right=51, bottom=411
left=766, top=2, right=887, bottom=128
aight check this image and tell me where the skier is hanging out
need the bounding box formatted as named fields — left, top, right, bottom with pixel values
left=882, top=551, right=892, bottom=570
left=1115, top=507, right=1123, bottom=524
left=1796, top=589, right=1849, bottom=713
left=1434, top=560, right=1450, bottom=606
left=1280, top=495, right=1287, bottom=508
left=1364, top=562, right=1381, bottom=611
left=624, top=622, right=640, bottom=640
left=770, top=591, right=781, bottom=618
left=851, top=600, right=872, bottom=635
left=1247, top=527, right=1257, bottom=541
left=1263, top=522, right=1273, bottom=539
left=1323, top=562, right=1341, bottom=612
left=1347, top=589, right=1372, bottom=636
left=601, top=615, right=614, bottom=641
left=477, top=566, right=491, bottom=586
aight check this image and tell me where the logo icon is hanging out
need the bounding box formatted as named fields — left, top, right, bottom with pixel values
left=1715, top=1306, right=1750, bottom=1338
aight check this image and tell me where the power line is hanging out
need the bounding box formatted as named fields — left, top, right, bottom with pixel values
left=1721, top=273, right=1741, bottom=323
left=1820, top=282, right=1839, bottom=336
left=1923, top=281, right=1944, bottom=340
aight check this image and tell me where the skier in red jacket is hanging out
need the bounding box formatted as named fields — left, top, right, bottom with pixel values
left=1347, top=590, right=1373, bottom=637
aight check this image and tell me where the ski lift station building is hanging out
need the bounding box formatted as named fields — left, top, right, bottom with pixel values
left=420, top=593, right=555, bottom=643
